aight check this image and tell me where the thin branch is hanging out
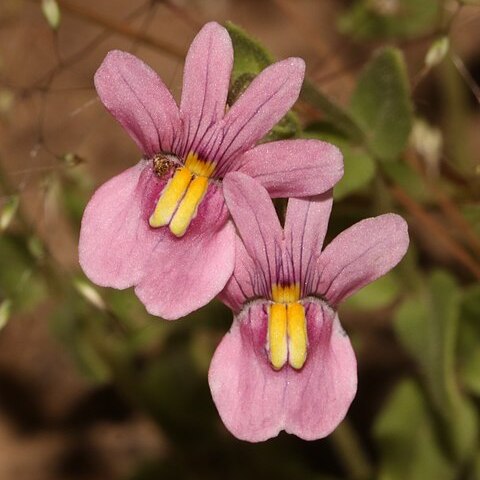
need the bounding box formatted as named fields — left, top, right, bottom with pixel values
left=29, top=0, right=185, bottom=60
left=390, top=185, right=480, bottom=280
left=451, top=52, right=480, bottom=104
left=405, top=151, right=480, bottom=259
left=433, top=187, right=480, bottom=257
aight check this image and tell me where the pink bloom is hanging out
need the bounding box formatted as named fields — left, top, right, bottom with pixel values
left=79, top=22, right=343, bottom=320
left=209, top=173, right=409, bottom=442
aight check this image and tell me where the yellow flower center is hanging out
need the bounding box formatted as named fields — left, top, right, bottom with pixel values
left=268, top=283, right=308, bottom=370
left=149, top=152, right=215, bottom=237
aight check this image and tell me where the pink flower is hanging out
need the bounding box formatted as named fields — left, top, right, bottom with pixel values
left=79, top=22, right=343, bottom=320
left=209, top=173, right=409, bottom=442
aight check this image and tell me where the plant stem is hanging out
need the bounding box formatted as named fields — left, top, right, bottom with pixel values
left=330, top=420, right=373, bottom=480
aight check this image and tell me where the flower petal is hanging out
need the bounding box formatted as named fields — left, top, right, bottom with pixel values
left=316, top=214, right=409, bottom=305
left=208, top=303, right=287, bottom=442
left=135, top=183, right=235, bottom=319
left=284, top=193, right=333, bottom=292
left=223, top=172, right=283, bottom=286
left=180, top=22, right=233, bottom=156
left=237, top=139, right=343, bottom=197
left=94, top=50, right=181, bottom=156
left=219, top=235, right=258, bottom=313
left=79, top=161, right=160, bottom=288
left=214, top=58, right=305, bottom=170
left=208, top=301, right=357, bottom=442
left=284, top=302, right=357, bottom=440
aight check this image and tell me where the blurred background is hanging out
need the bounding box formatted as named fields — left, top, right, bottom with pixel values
left=1, top=0, right=480, bottom=479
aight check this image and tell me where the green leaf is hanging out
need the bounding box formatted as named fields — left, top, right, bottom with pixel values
left=440, top=58, right=475, bottom=176
left=374, top=380, right=456, bottom=480
left=458, top=285, right=480, bottom=396
left=394, top=271, right=459, bottom=412
left=335, top=149, right=376, bottom=200
left=73, top=278, right=106, bottom=311
left=381, top=161, right=429, bottom=202
left=461, top=204, right=480, bottom=236
left=56, top=166, right=93, bottom=228
left=263, top=111, right=301, bottom=141
left=344, top=272, right=400, bottom=310
left=226, top=22, right=364, bottom=142
left=394, top=271, right=477, bottom=461
left=41, top=0, right=61, bottom=30
left=225, top=22, right=300, bottom=141
left=225, top=21, right=273, bottom=82
left=350, top=48, right=413, bottom=161
left=304, top=122, right=375, bottom=199
left=0, top=195, right=19, bottom=231
left=425, top=37, right=450, bottom=68
left=339, top=0, right=440, bottom=40
left=0, top=234, right=47, bottom=312
left=301, top=81, right=365, bottom=141
left=227, top=72, right=256, bottom=105
left=0, top=299, right=12, bottom=331
left=51, top=292, right=112, bottom=383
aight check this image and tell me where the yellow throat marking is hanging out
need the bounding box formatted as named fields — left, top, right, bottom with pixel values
left=268, top=283, right=308, bottom=370
left=149, top=152, right=215, bottom=236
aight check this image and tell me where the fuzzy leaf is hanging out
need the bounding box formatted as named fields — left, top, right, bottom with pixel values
left=374, top=380, right=455, bottom=480
left=344, top=272, right=400, bottom=311
left=304, top=122, right=375, bottom=199
left=335, top=149, right=376, bottom=200
left=458, top=285, right=480, bottom=396
left=381, top=162, right=429, bottom=202
left=225, top=22, right=273, bottom=82
left=225, top=22, right=300, bottom=141
left=350, top=48, right=413, bottom=161
left=394, top=271, right=477, bottom=461
left=301, top=82, right=365, bottom=141
left=339, top=0, right=440, bottom=40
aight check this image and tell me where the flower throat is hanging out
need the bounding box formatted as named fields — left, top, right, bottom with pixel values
left=149, top=152, right=215, bottom=237
left=268, top=283, right=308, bottom=370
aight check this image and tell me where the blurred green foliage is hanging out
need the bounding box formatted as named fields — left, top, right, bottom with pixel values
left=1, top=2, right=480, bottom=479
left=339, top=0, right=440, bottom=40
left=349, top=48, right=413, bottom=162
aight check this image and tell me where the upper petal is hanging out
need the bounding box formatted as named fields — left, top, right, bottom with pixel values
left=284, top=193, right=333, bottom=293
left=79, top=161, right=160, bottom=288
left=219, top=235, right=258, bottom=313
left=180, top=22, right=233, bottom=156
left=223, top=172, right=283, bottom=287
left=94, top=50, right=181, bottom=156
left=208, top=301, right=357, bottom=442
left=284, top=302, right=357, bottom=440
left=316, top=214, right=409, bottom=305
left=135, top=182, right=235, bottom=319
left=236, top=139, right=343, bottom=198
left=213, top=58, right=305, bottom=170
